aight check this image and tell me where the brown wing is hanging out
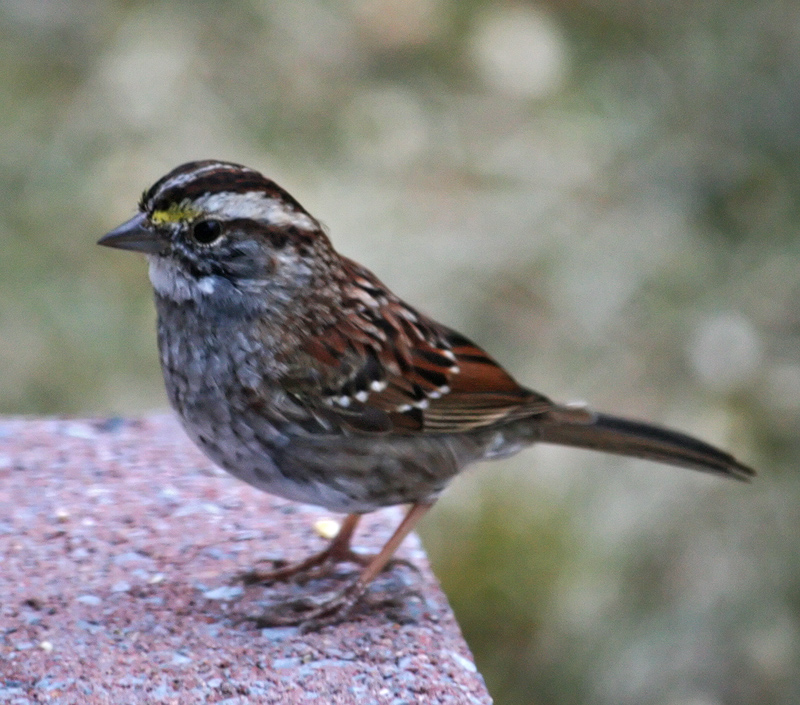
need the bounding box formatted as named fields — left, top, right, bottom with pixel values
left=280, top=259, right=554, bottom=435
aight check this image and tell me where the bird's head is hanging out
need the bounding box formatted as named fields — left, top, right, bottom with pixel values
left=99, top=160, right=336, bottom=313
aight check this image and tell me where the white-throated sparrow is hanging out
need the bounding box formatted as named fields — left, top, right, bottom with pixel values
left=99, top=160, right=753, bottom=627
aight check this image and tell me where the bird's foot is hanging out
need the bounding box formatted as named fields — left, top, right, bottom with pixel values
left=252, top=578, right=368, bottom=631
left=245, top=576, right=425, bottom=632
left=239, top=550, right=419, bottom=586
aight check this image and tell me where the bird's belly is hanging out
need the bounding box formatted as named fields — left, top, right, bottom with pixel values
left=182, top=418, right=455, bottom=513
left=171, top=405, right=365, bottom=512
left=158, top=320, right=477, bottom=513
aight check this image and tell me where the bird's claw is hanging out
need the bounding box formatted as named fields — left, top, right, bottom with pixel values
left=250, top=580, right=368, bottom=632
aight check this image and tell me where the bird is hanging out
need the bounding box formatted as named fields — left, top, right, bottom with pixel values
left=98, top=159, right=754, bottom=627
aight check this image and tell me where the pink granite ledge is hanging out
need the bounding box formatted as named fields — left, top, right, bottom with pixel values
left=0, top=415, right=492, bottom=704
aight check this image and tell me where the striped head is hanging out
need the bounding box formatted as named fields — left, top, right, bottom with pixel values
left=98, top=161, right=337, bottom=311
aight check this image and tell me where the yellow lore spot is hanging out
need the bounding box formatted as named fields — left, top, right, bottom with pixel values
left=150, top=201, right=200, bottom=225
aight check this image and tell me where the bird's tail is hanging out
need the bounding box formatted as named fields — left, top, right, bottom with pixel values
left=534, top=407, right=754, bottom=481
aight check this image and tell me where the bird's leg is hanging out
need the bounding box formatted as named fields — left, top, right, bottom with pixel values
left=240, top=513, right=363, bottom=584
left=252, top=501, right=434, bottom=629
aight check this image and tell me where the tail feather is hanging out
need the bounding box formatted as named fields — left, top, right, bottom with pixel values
left=536, top=408, right=754, bottom=481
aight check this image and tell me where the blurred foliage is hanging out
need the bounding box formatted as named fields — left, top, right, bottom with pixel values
left=2, top=0, right=800, bottom=703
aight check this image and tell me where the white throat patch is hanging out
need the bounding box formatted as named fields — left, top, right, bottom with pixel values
left=148, top=256, right=216, bottom=302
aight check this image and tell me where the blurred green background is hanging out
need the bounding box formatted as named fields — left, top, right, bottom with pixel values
left=2, top=0, right=799, bottom=702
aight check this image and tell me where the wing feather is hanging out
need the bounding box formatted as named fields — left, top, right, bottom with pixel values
left=281, top=261, right=553, bottom=435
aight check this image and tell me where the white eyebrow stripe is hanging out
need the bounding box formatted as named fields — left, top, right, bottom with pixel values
left=194, top=191, right=317, bottom=230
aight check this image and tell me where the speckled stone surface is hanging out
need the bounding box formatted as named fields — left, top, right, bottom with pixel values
left=0, top=416, right=492, bottom=704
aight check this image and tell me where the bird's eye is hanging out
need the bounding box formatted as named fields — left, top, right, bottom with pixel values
left=192, top=219, right=223, bottom=245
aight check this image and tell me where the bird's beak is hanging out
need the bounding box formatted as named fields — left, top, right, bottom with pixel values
left=97, top=212, right=167, bottom=254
